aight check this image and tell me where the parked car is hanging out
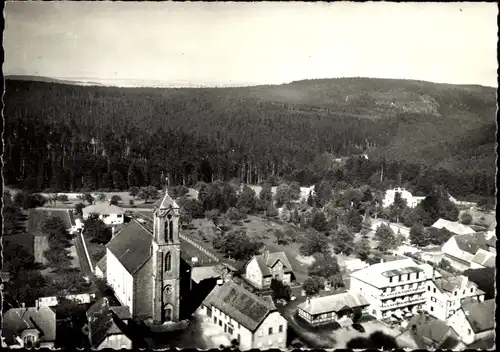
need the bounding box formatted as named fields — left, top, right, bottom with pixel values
left=352, top=323, right=365, bottom=333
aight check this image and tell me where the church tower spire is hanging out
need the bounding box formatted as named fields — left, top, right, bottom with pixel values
left=152, top=188, right=181, bottom=324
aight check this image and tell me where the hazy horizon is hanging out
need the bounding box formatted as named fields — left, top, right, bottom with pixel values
left=4, top=2, right=498, bottom=88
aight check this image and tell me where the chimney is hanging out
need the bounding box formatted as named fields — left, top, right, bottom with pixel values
left=307, top=298, right=311, bottom=305
left=380, top=258, right=384, bottom=263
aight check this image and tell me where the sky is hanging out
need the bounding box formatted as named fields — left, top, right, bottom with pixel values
left=4, top=1, right=498, bottom=87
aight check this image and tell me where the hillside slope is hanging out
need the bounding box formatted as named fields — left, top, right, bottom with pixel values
left=3, top=77, right=496, bottom=193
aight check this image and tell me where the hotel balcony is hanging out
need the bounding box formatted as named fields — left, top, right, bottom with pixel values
left=380, top=285, right=427, bottom=299
left=380, top=296, right=426, bottom=310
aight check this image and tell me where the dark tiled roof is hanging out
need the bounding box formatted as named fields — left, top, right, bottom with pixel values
left=28, top=209, right=73, bottom=236
left=470, top=249, right=495, bottom=268
left=87, top=298, right=127, bottom=348
left=202, top=280, right=276, bottom=332
left=399, top=314, right=461, bottom=349
left=2, top=306, right=56, bottom=345
left=110, top=306, right=132, bottom=320
left=254, top=251, right=293, bottom=277
left=462, top=299, right=495, bottom=333
left=453, top=232, right=490, bottom=255
left=106, top=220, right=153, bottom=275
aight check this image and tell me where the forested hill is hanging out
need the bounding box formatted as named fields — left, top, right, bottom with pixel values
left=3, top=77, right=496, bottom=197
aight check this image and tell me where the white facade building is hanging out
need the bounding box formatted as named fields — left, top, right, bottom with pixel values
left=198, top=280, right=288, bottom=350
left=382, top=188, right=424, bottom=208
left=349, top=259, right=439, bottom=320
left=424, top=275, right=485, bottom=321
left=82, top=204, right=125, bottom=226
left=446, top=299, right=495, bottom=346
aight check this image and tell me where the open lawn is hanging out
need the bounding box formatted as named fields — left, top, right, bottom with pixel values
left=184, top=215, right=314, bottom=283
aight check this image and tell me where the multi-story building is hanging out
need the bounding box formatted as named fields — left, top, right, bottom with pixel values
left=197, top=280, right=288, bottom=350
left=82, top=203, right=125, bottom=226
left=424, top=275, right=485, bottom=321
left=382, top=188, right=424, bottom=208
left=349, top=259, right=439, bottom=320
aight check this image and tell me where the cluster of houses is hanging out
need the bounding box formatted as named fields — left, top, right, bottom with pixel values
left=383, top=187, right=477, bottom=209
left=2, top=188, right=495, bottom=350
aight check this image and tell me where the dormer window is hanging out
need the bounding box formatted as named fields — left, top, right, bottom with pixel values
left=165, top=252, right=172, bottom=272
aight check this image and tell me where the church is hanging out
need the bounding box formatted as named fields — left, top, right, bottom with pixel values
left=104, top=190, right=181, bottom=324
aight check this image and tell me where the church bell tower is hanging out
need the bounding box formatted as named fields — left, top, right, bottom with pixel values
left=153, top=189, right=181, bottom=324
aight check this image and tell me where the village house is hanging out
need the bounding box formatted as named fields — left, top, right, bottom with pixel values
left=395, top=312, right=464, bottom=350
left=296, top=292, right=370, bottom=327
left=28, top=208, right=79, bottom=265
left=348, top=258, right=439, bottom=320
left=431, top=218, right=476, bottom=236
left=85, top=297, right=133, bottom=350
left=446, top=299, right=495, bottom=347
left=441, top=232, right=496, bottom=272
left=1, top=305, right=56, bottom=349
left=82, top=203, right=125, bottom=226
left=382, top=188, right=424, bottom=208
left=197, top=280, right=288, bottom=350
left=244, top=251, right=294, bottom=290
left=424, top=275, right=485, bottom=321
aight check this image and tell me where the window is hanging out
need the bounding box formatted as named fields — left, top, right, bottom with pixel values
left=391, top=287, right=396, bottom=292
left=214, top=317, right=217, bottom=324
left=279, top=325, right=283, bottom=333
left=470, top=288, right=474, bottom=293
left=467, top=329, right=472, bottom=335
left=430, top=306, right=434, bottom=312
left=431, top=297, right=436, bottom=303
left=399, top=275, right=402, bottom=282
left=219, top=320, right=222, bottom=327
left=269, top=327, right=273, bottom=335
left=165, top=252, right=172, bottom=272
left=164, top=221, right=169, bottom=242
left=238, top=323, right=240, bottom=329
left=454, top=291, right=457, bottom=296
left=238, top=334, right=240, bottom=342
left=224, top=324, right=227, bottom=333
left=228, top=327, right=233, bottom=335
left=433, top=288, right=436, bottom=293
left=169, top=221, right=174, bottom=242
left=389, top=277, right=393, bottom=283
left=462, top=290, right=465, bottom=295
left=117, top=214, right=123, bottom=218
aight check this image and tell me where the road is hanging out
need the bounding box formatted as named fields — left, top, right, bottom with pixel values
left=74, top=231, right=94, bottom=278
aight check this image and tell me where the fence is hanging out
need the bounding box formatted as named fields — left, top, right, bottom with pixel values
left=179, top=234, right=220, bottom=263
left=37, top=293, right=95, bottom=307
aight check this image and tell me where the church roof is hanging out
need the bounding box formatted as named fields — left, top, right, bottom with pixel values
left=106, top=220, right=153, bottom=275
left=153, top=189, right=179, bottom=210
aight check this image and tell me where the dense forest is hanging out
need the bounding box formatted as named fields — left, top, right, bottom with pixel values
left=3, top=77, right=496, bottom=198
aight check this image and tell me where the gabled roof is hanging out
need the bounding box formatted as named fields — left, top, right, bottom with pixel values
left=433, top=275, right=478, bottom=295
left=96, top=255, right=107, bottom=275
left=453, top=232, right=492, bottom=255
left=2, top=306, right=56, bottom=345
left=202, top=280, right=277, bottom=332
left=470, top=249, right=496, bottom=268
left=397, top=316, right=461, bottom=350
left=461, top=299, right=495, bottom=333
left=154, top=189, right=179, bottom=210
left=253, top=251, right=294, bottom=277
left=297, top=292, right=370, bottom=316
left=191, top=266, right=221, bottom=284
left=432, top=218, right=475, bottom=235
left=82, top=203, right=124, bottom=216
left=87, top=298, right=129, bottom=348
left=106, top=220, right=153, bottom=275
left=28, top=209, right=73, bottom=236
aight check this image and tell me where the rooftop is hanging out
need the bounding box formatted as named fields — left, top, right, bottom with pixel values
left=253, top=251, right=294, bottom=277
left=461, top=299, right=495, bottom=333
left=2, top=306, right=56, bottom=345
left=381, top=266, right=423, bottom=278
left=87, top=298, right=130, bottom=348
left=397, top=314, right=461, bottom=349
left=106, top=219, right=153, bottom=275
left=453, top=232, right=495, bottom=255
left=432, top=218, right=475, bottom=235
left=433, top=275, right=484, bottom=295
left=349, top=259, right=437, bottom=289
left=202, top=280, right=277, bottom=332
left=82, top=203, right=125, bottom=216
left=297, top=292, right=370, bottom=316
left=153, top=189, right=179, bottom=210
left=470, top=249, right=496, bottom=268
